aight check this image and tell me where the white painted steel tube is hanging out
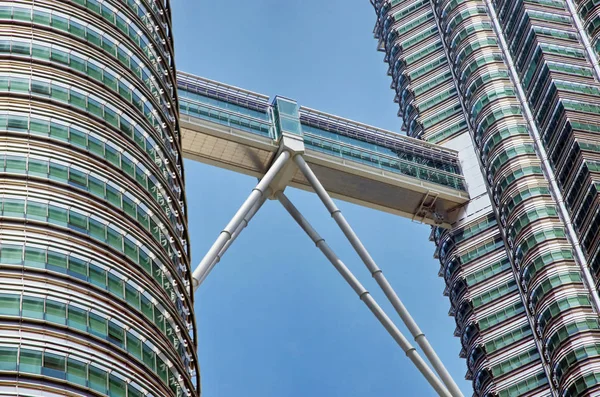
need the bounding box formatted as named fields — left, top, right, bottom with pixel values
left=194, top=189, right=272, bottom=287
left=293, top=155, right=463, bottom=397
left=276, top=192, right=451, bottom=397
left=192, top=151, right=291, bottom=290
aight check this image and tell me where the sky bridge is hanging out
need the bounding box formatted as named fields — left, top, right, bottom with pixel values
left=177, top=72, right=469, bottom=228
left=179, top=71, right=471, bottom=396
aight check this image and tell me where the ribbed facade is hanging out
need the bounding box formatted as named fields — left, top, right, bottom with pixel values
left=0, top=1, right=198, bottom=397
left=373, top=0, right=600, bottom=394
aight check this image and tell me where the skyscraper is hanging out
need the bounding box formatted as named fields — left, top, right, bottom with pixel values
left=372, top=0, right=600, bottom=395
left=0, top=2, right=198, bottom=397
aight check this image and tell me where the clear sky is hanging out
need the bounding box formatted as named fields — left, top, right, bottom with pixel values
left=171, top=1, right=472, bottom=396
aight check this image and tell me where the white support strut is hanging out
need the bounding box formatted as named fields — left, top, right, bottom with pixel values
left=194, top=188, right=272, bottom=287
left=192, top=151, right=291, bottom=290
left=293, top=155, right=464, bottom=397
left=276, top=191, right=451, bottom=397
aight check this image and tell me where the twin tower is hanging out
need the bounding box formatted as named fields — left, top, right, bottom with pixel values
left=373, top=0, right=600, bottom=394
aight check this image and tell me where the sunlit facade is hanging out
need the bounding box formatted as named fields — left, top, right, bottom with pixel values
left=373, top=0, right=600, bottom=394
left=0, top=1, right=198, bottom=396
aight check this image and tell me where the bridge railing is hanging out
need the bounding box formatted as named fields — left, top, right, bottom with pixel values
left=177, top=72, right=467, bottom=193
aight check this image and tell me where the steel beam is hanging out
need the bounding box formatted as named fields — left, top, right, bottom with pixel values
left=277, top=191, right=451, bottom=397
left=194, top=188, right=271, bottom=287
left=192, top=151, right=290, bottom=289
left=293, top=155, right=463, bottom=397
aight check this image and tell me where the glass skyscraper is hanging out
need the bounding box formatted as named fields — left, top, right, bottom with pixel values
left=372, top=0, right=600, bottom=394
left=0, top=1, right=198, bottom=397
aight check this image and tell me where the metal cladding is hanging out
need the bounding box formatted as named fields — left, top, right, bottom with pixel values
left=0, top=1, right=198, bottom=397
left=373, top=0, right=600, bottom=395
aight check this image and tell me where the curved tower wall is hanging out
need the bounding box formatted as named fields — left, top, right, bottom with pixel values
left=373, top=0, right=600, bottom=394
left=373, top=1, right=551, bottom=394
left=0, top=1, right=198, bottom=396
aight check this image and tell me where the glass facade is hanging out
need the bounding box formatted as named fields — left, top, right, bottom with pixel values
left=0, top=1, right=198, bottom=396
left=177, top=72, right=468, bottom=193
left=373, top=0, right=600, bottom=393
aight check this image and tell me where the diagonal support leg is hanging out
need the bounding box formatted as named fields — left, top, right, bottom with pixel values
left=276, top=192, right=451, bottom=397
left=192, top=151, right=291, bottom=290
left=194, top=188, right=271, bottom=288
left=293, top=155, right=463, bottom=397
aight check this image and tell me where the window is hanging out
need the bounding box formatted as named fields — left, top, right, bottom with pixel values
left=158, top=358, right=169, bottom=383
left=125, top=284, right=140, bottom=309
left=43, top=352, right=66, bottom=379
left=87, top=28, right=102, bottom=47
left=491, top=347, right=539, bottom=377
left=128, top=384, right=144, bottom=397
left=28, top=158, right=48, bottom=176
left=27, top=201, right=48, bottom=221
left=88, top=62, right=103, bottom=81
left=102, top=36, right=117, bottom=56
left=68, top=305, right=88, bottom=332
left=19, top=349, right=42, bottom=374
left=47, top=251, right=67, bottom=273
left=50, top=14, right=68, bottom=30
left=0, top=347, right=17, bottom=371
left=127, top=331, right=142, bottom=359
left=479, top=302, right=524, bottom=330
left=498, top=372, right=547, bottom=396
left=1, top=244, right=22, bottom=264
left=24, top=246, right=45, bottom=269
left=30, top=119, right=49, bottom=136
left=88, top=97, right=103, bottom=118
left=108, top=273, right=123, bottom=298
left=105, top=144, right=120, bottom=166
left=89, top=312, right=107, bottom=338
left=108, top=321, right=125, bottom=348
left=46, top=301, right=66, bottom=325
left=88, top=175, right=105, bottom=197
left=142, top=343, right=155, bottom=371
left=50, top=48, right=69, bottom=65
left=68, top=168, right=87, bottom=188
left=68, top=255, right=88, bottom=280
left=49, top=122, right=68, bottom=139
left=67, top=357, right=87, bottom=386
left=48, top=204, right=68, bottom=226
left=141, top=294, right=154, bottom=321
left=10, top=77, right=28, bottom=93
left=0, top=294, right=19, bottom=316
left=109, top=373, right=127, bottom=397
left=69, top=21, right=86, bottom=40
left=106, top=185, right=121, bottom=207
left=89, top=365, right=108, bottom=394
left=6, top=156, right=26, bottom=172
left=69, top=90, right=86, bottom=109
left=68, top=210, right=88, bottom=233
left=124, top=238, right=138, bottom=262
left=107, top=227, right=123, bottom=251
left=90, top=264, right=106, bottom=288
left=89, top=218, right=106, bottom=241
left=22, top=296, right=44, bottom=320
left=123, top=196, right=137, bottom=218
left=122, top=156, right=134, bottom=177
left=3, top=199, right=24, bottom=217
left=104, top=74, right=118, bottom=92
left=486, top=324, right=532, bottom=353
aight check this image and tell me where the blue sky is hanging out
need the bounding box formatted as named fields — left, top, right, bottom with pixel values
left=171, top=1, right=471, bottom=396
